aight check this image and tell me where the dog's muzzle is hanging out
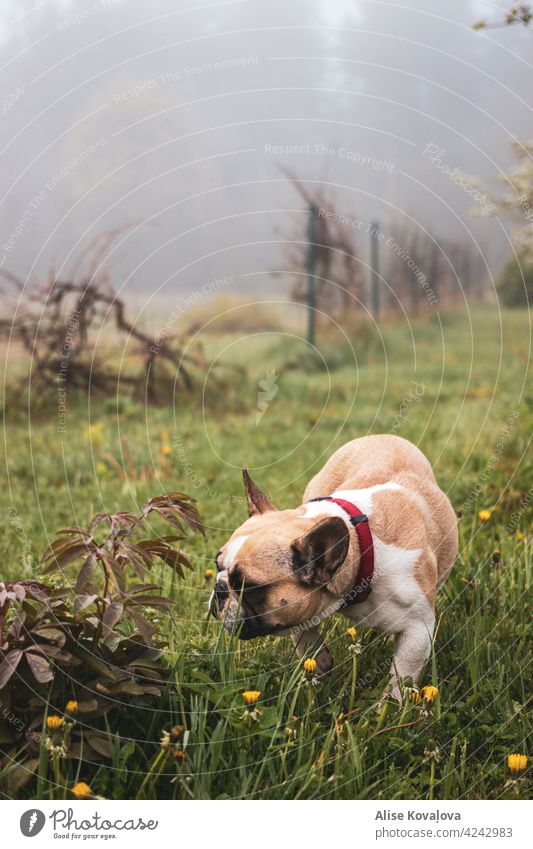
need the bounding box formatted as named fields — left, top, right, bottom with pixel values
left=209, top=571, right=230, bottom=619
left=209, top=571, right=272, bottom=639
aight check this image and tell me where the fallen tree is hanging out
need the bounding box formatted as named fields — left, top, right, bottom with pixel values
left=0, top=229, right=212, bottom=404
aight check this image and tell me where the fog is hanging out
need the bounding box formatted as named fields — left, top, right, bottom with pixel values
left=1, top=0, right=531, bottom=307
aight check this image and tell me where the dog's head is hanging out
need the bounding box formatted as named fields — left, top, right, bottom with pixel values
left=209, top=470, right=350, bottom=639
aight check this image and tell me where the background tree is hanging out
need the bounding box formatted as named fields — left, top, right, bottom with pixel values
left=278, top=174, right=366, bottom=320
left=474, top=4, right=532, bottom=30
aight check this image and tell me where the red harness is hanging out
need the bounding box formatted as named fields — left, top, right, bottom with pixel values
left=307, top=496, right=374, bottom=607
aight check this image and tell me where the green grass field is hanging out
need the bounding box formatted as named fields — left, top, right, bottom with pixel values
left=0, top=306, right=531, bottom=799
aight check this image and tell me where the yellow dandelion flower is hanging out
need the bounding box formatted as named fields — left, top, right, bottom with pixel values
left=516, top=531, right=525, bottom=542
left=346, top=627, right=357, bottom=640
left=46, top=715, right=63, bottom=731
left=84, top=422, right=104, bottom=446
left=410, top=689, right=421, bottom=703
left=303, top=658, right=317, bottom=674
left=335, top=712, right=346, bottom=735
left=421, top=685, right=439, bottom=704
left=169, top=724, right=185, bottom=742
left=204, top=568, right=215, bottom=580
left=65, top=700, right=78, bottom=716
left=242, top=690, right=261, bottom=706
left=478, top=509, right=492, bottom=522
left=161, top=444, right=172, bottom=456
left=71, top=781, right=94, bottom=800
left=160, top=431, right=170, bottom=441
left=507, top=754, right=528, bottom=773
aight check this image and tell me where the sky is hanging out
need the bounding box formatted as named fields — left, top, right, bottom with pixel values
left=0, top=0, right=532, bottom=307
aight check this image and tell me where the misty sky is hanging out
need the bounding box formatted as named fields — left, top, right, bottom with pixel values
left=0, top=0, right=532, bottom=307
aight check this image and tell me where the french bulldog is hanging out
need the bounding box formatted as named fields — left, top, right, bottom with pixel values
left=210, top=434, right=457, bottom=700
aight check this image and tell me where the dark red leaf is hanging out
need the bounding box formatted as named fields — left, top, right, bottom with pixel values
left=74, top=593, right=98, bottom=613
left=75, top=553, right=97, bottom=593
left=86, top=733, right=113, bottom=758
left=32, top=626, right=66, bottom=647
left=42, top=543, right=93, bottom=573
left=98, top=553, right=126, bottom=593
left=126, top=595, right=171, bottom=608
left=41, top=536, right=84, bottom=562
left=0, top=650, right=23, bottom=688
left=26, top=651, right=54, bottom=684
left=128, top=608, right=155, bottom=645
left=88, top=513, right=112, bottom=532
left=102, top=601, right=124, bottom=630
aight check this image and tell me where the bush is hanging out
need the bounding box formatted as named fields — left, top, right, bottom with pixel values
left=0, top=492, right=203, bottom=796
left=281, top=317, right=379, bottom=373
left=187, top=295, right=285, bottom=334
left=496, top=252, right=533, bottom=307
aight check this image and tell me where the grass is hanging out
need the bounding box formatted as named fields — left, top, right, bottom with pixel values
left=0, top=306, right=531, bottom=799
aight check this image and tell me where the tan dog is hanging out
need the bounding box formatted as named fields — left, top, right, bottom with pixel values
left=210, top=435, right=457, bottom=700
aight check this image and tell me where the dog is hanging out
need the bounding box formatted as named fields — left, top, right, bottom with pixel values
left=210, top=434, right=457, bottom=700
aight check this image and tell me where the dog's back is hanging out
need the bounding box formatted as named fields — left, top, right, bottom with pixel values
left=304, top=434, right=457, bottom=587
left=304, top=434, right=436, bottom=494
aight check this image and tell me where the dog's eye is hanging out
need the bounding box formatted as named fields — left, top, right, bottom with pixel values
left=228, top=567, right=244, bottom=593
left=228, top=568, right=263, bottom=596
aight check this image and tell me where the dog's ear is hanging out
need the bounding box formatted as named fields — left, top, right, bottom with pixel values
left=242, top=469, right=277, bottom=516
left=291, top=517, right=349, bottom=587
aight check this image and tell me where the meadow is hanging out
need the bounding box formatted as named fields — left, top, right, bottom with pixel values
left=0, top=305, right=531, bottom=800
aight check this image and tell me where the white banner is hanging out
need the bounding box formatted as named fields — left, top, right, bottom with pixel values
left=2, top=799, right=530, bottom=848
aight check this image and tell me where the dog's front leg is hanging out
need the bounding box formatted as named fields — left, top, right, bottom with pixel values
left=290, top=626, right=333, bottom=676
left=389, top=616, right=434, bottom=702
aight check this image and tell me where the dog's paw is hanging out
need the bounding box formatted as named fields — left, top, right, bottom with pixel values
left=315, top=647, right=333, bottom=677
left=379, top=680, right=403, bottom=707
left=388, top=684, right=403, bottom=705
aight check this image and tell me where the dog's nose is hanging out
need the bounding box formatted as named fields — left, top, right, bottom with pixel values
left=209, top=572, right=229, bottom=619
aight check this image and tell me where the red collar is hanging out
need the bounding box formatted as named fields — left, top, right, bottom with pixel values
left=307, top=496, right=374, bottom=606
